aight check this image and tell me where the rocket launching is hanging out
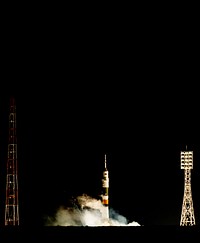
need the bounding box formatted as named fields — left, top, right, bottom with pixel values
left=101, top=154, right=109, bottom=219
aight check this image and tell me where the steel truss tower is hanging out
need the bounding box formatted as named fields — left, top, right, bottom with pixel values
left=180, top=150, right=195, bottom=226
left=5, top=97, right=19, bottom=225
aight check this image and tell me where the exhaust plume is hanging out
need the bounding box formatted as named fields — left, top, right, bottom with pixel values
left=45, top=194, right=141, bottom=226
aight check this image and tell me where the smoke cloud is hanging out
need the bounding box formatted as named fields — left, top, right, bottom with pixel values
left=45, top=194, right=141, bottom=226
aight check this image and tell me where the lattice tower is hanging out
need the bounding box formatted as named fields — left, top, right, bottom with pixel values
left=5, top=97, right=19, bottom=225
left=180, top=150, right=195, bottom=226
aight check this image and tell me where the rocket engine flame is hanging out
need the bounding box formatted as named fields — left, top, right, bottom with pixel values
left=45, top=194, right=141, bottom=226
left=45, top=155, right=141, bottom=226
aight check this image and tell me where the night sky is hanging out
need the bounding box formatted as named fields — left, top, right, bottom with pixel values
left=1, top=79, right=200, bottom=227
left=1, top=18, right=200, bottom=229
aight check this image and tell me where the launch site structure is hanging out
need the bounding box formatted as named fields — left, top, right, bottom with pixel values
left=180, top=149, right=195, bottom=226
left=5, top=97, right=19, bottom=225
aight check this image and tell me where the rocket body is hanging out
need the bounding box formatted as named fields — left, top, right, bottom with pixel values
left=102, top=154, right=109, bottom=219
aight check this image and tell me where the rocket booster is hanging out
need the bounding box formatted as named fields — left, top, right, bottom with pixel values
left=102, top=154, right=109, bottom=219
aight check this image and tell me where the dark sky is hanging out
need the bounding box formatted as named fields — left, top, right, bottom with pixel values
left=1, top=17, right=200, bottom=228
left=1, top=79, right=200, bottom=227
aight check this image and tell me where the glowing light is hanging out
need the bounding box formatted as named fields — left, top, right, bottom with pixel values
left=45, top=194, right=141, bottom=226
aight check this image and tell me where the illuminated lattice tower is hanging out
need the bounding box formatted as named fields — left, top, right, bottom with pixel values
left=180, top=149, right=195, bottom=226
left=5, top=97, right=19, bottom=225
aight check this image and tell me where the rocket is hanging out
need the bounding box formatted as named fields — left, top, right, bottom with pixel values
left=101, top=154, right=109, bottom=219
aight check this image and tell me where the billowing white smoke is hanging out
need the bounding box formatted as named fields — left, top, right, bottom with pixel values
left=45, top=194, right=140, bottom=226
